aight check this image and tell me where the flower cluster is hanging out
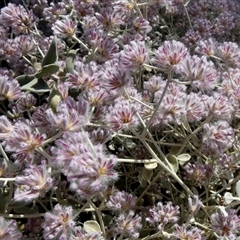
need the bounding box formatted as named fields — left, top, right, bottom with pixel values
left=146, top=201, right=180, bottom=231
left=51, top=131, right=118, bottom=198
left=14, top=161, right=54, bottom=202
left=0, top=0, right=240, bottom=239
left=211, top=209, right=240, bottom=239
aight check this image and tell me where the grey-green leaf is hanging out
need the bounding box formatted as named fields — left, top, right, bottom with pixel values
left=176, top=153, right=191, bottom=166
left=35, top=64, right=59, bottom=78
left=83, top=220, right=101, bottom=233
left=16, top=74, right=36, bottom=86
left=42, top=36, right=58, bottom=66
left=167, top=154, right=179, bottom=173
left=0, top=194, right=7, bottom=212
left=65, top=49, right=78, bottom=73
left=21, top=78, right=50, bottom=93
left=48, top=83, right=63, bottom=112
left=144, top=162, right=157, bottom=170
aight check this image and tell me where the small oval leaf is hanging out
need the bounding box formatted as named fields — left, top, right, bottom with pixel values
left=142, top=167, right=153, bottom=182
left=143, top=64, right=152, bottom=72
left=144, top=162, right=157, bottom=170
left=138, top=166, right=153, bottom=187
left=167, top=154, right=179, bottom=173
left=176, top=153, right=191, bottom=166
left=224, top=192, right=234, bottom=204
left=236, top=180, right=240, bottom=198
left=83, top=220, right=101, bottom=233
left=42, top=36, right=58, bottom=66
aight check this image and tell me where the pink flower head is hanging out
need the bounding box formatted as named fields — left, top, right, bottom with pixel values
left=0, top=75, right=22, bottom=101
left=146, top=201, right=180, bottom=231
left=94, top=36, right=119, bottom=63
left=154, top=83, right=187, bottom=125
left=95, top=6, right=124, bottom=31
left=13, top=35, right=37, bottom=57
left=103, top=66, right=132, bottom=95
left=0, top=116, right=14, bottom=140
left=3, top=121, right=45, bottom=163
left=52, top=131, right=118, bottom=198
left=68, top=61, right=99, bottom=90
left=14, top=161, right=54, bottom=202
left=107, top=190, right=137, bottom=212
left=213, top=12, right=235, bottom=36
left=193, top=18, right=213, bottom=37
left=120, top=40, right=149, bottom=72
left=132, top=16, right=152, bottom=35
left=152, top=40, right=189, bottom=72
left=202, top=120, right=235, bottom=154
left=85, top=87, right=109, bottom=106
left=16, top=93, right=36, bottom=112
left=184, top=162, right=213, bottom=187
left=0, top=217, right=22, bottom=239
left=67, top=143, right=118, bottom=198
left=207, top=92, right=233, bottom=122
left=182, top=30, right=201, bottom=47
left=185, top=92, right=208, bottom=122
left=52, top=16, right=77, bottom=38
left=43, top=2, right=67, bottom=23
left=177, top=55, right=218, bottom=91
left=217, top=42, right=240, bottom=68
left=0, top=3, right=35, bottom=35
left=45, top=96, right=91, bottom=132
left=105, top=100, right=139, bottom=131
left=174, top=224, right=204, bottom=240
left=145, top=75, right=165, bottom=94
left=51, top=131, right=90, bottom=168
left=195, top=38, right=218, bottom=57
left=42, top=204, right=76, bottom=240
left=188, top=195, right=202, bottom=215
left=73, top=1, right=94, bottom=18
left=112, top=210, right=142, bottom=239
left=211, top=209, right=240, bottom=239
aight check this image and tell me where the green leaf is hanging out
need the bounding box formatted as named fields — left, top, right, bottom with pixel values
left=21, top=78, right=50, bottom=93
left=65, top=49, right=78, bottom=73
left=42, top=36, right=58, bottom=66
left=10, top=200, right=29, bottom=209
left=13, top=205, right=39, bottom=214
left=16, top=74, right=36, bottom=86
left=0, top=194, right=7, bottom=212
left=35, top=64, right=59, bottom=78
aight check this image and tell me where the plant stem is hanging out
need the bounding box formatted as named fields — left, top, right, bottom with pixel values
left=141, top=68, right=173, bottom=137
